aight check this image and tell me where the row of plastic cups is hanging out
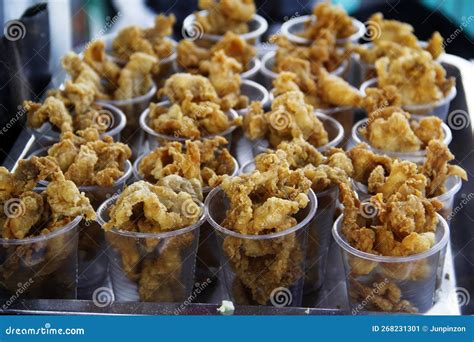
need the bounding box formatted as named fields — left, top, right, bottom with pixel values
left=239, top=160, right=338, bottom=294
left=360, top=78, right=457, bottom=121
left=260, top=50, right=350, bottom=89
left=333, top=213, right=449, bottom=314
left=251, top=112, right=344, bottom=158
left=351, top=115, right=453, bottom=165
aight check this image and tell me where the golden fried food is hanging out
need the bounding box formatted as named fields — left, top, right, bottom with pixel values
left=300, top=2, right=356, bottom=41
left=243, top=91, right=328, bottom=148
left=196, top=0, right=256, bottom=35
left=138, top=137, right=234, bottom=188
left=112, top=14, right=175, bottom=61
left=375, top=51, right=455, bottom=105
left=47, top=130, right=131, bottom=187
left=160, top=73, right=219, bottom=104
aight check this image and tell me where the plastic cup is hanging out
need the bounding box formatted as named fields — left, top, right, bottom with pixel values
left=351, top=117, right=452, bottom=164
left=205, top=186, right=317, bottom=306
left=281, top=15, right=366, bottom=46
left=139, top=100, right=239, bottom=151
left=0, top=216, right=81, bottom=301
left=317, top=106, right=356, bottom=148
left=239, top=160, right=337, bottom=293
left=97, top=82, right=156, bottom=158
left=29, top=102, right=126, bottom=145
left=260, top=50, right=349, bottom=89
left=182, top=11, right=268, bottom=46
left=251, top=111, right=344, bottom=158
left=360, top=78, right=457, bottom=121
left=96, top=196, right=205, bottom=302
left=174, top=57, right=261, bottom=82
left=333, top=213, right=449, bottom=313
left=27, top=151, right=133, bottom=297
left=237, top=79, right=270, bottom=115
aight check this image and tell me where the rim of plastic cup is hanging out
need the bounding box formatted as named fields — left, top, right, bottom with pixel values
left=351, top=118, right=452, bottom=158
left=353, top=175, right=462, bottom=203
left=332, top=213, right=449, bottom=263
left=241, top=57, right=261, bottom=79
left=261, top=50, right=348, bottom=82
left=237, top=79, right=270, bottom=115
left=183, top=11, right=268, bottom=42
left=133, top=153, right=239, bottom=193
left=97, top=81, right=157, bottom=107
left=360, top=77, right=457, bottom=112
left=139, top=100, right=239, bottom=142
left=96, top=196, right=206, bottom=239
left=0, top=215, right=81, bottom=245
left=31, top=102, right=127, bottom=141
left=281, top=15, right=366, bottom=46
left=205, top=186, right=317, bottom=240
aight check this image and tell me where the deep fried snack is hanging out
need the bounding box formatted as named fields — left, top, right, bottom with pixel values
left=375, top=51, right=455, bottom=105
left=138, top=137, right=234, bottom=188
left=47, top=130, right=131, bottom=187
left=243, top=91, right=328, bottom=148
left=112, top=14, right=175, bottom=61
left=300, top=2, right=356, bottom=41
left=196, top=0, right=256, bottom=35
left=160, top=73, right=219, bottom=104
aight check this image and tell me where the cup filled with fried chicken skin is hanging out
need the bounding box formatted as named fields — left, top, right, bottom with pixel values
left=205, top=150, right=318, bottom=306
left=352, top=12, right=445, bottom=83
left=28, top=128, right=133, bottom=296
left=140, top=73, right=242, bottom=150
left=281, top=2, right=365, bottom=47
left=183, top=0, right=268, bottom=46
left=240, top=137, right=355, bottom=294
left=97, top=177, right=205, bottom=302
left=243, top=90, right=344, bottom=157
left=333, top=179, right=450, bottom=313
left=352, top=86, right=453, bottom=164
left=111, top=14, right=177, bottom=85
left=0, top=156, right=95, bottom=300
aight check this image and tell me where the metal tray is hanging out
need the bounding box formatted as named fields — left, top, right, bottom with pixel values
left=2, top=53, right=473, bottom=315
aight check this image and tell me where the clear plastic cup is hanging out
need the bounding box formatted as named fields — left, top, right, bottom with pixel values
left=27, top=154, right=133, bottom=297
left=317, top=106, right=356, bottom=148
left=0, top=216, right=81, bottom=300
left=139, top=100, right=239, bottom=151
left=360, top=78, right=457, bottom=121
left=237, top=79, right=270, bottom=115
left=252, top=111, right=344, bottom=157
left=351, top=117, right=452, bottom=164
left=182, top=11, right=268, bottom=46
left=333, top=213, right=449, bottom=313
left=97, top=82, right=157, bottom=157
left=174, top=57, right=261, bottom=82
left=96, top=196, right=205, bottom=302
left=205, top=186, right=317, bottom=306
left=281, top=15, right=366, bottom=46
left=260, top=50, right=349, bottom=89
left=29, top=102, right=126, bottom=144
left=238, top=161, right=337, bottom=293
